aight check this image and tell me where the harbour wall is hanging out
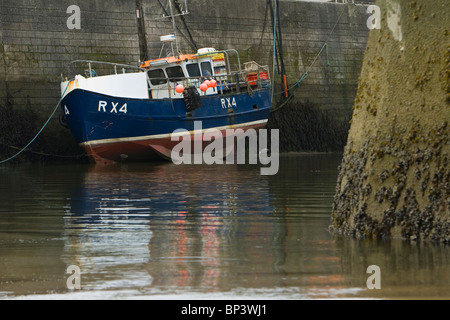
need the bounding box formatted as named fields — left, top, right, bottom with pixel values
left=0, top=0, right=372, bottom=160
left=331, top=0, right=449, bottom=243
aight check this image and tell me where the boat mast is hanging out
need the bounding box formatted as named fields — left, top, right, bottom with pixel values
left=136, top=0, right=148, bottom=63
left=168, top=0, right=181, bottom=56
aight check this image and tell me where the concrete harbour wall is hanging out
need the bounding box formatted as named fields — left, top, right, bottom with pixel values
left=331, top=0, right=449, bottom=243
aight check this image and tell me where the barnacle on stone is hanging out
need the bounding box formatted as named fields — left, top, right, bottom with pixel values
left=414, top=167, right=422, bottom=180
left=421, top=177, right=429, bottom=194
left=375, top=187, right=386, bottom=203
left=379, top=169, right=390, bottom=182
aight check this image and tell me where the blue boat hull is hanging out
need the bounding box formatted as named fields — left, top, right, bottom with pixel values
left=61, top=88, right=272, bottom=164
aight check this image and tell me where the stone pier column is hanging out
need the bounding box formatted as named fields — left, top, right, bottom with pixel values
left=331, top=0, right=449, bottom=243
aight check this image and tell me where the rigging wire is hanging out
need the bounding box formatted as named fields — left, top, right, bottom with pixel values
left=271, top=0, right=277, bottom=103
left=173, top=0, right=198, bottom=51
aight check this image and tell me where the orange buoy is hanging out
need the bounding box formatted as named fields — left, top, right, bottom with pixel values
left=175, top=84, right=185, bottom=94
left=200, top=83, right=208, bottom=92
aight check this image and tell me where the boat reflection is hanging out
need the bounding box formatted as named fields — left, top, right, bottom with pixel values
left=63, top=162, right=275, bottom=292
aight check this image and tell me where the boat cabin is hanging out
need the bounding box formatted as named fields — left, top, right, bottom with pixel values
left=140, top=48, right=230, bottom=99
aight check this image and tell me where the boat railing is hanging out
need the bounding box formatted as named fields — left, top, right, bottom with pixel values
left=221, top=65, right=271, bottom=94
left=62, top=60, right=146, bottom=80
left=196, top=49, right=242, bottom=75
left=62, top=60, right=271, bottom=98
left=149, top=66, right=271, bottom=97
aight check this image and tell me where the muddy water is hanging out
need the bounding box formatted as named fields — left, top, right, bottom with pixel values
left=0, top=154, right=448, bottom=300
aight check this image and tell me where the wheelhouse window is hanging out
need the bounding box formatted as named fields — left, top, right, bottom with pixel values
left=166, top=66, right=185, bottom=82
left=186, top=63, right=201, bottom=78
left=201, top=62, right=213, bottom=77
left=148, top=69, right=167, bottom=86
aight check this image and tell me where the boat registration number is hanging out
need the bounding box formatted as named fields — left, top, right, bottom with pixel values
left=221, top=97, right=237, bottom=109
left=98, top=101, right=128, bottom=114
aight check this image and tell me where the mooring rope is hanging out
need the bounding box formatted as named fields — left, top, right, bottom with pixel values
left=0, top=143, right=86, bottom=159
left=0, top=81, right=71, bottom=165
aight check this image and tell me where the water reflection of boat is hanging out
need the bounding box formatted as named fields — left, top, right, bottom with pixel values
left=64, top=163, right=274, bottom=291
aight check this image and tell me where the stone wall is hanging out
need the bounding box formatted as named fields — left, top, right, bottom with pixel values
left=331, top=0, right=449, bottom=243
left=0, top=0, right=372, bottom=158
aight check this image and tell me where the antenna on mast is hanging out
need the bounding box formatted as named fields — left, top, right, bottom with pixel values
left=158, top=0, right=190, bottom=57
left=162, top=0, right=189, bottom=17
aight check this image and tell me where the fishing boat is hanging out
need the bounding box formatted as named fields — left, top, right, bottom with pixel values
left=59, top=2, right=272, bottom=165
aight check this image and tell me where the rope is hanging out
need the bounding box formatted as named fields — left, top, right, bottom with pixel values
left=0, top=144, right=86, bottom=159
left=271, top=0, right=278, bottom=103
left=294, top=71, right=309, bottom=88
left=0, top=82, right=71, bottom=165
left=270, top=92, right=294, bottom=113
left=257, top=2, right=270, bottom=50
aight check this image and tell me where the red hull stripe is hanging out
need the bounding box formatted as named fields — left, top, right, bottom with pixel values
left=83, top=120, right=268, bottom=164
left=81, top=119, right=268, bottom=147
